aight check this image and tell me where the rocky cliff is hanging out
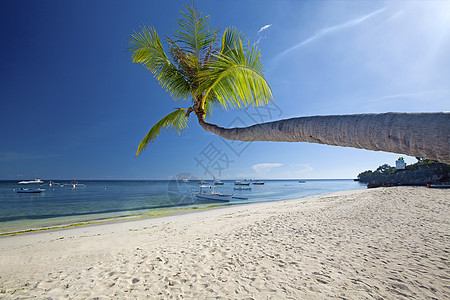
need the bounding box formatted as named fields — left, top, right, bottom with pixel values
left=357, top=161, right=449, bottom=187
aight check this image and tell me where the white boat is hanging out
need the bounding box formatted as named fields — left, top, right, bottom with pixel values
left=72, top=182, right=86, bottom=189
left=428, top=184, right=450, bottom=189
left=196, top=185, right=233, bottom=202
left=18, top=179, right=44, bottom=185
left=17, top=188, right=45, bottom=193
left=234, top=180, right=251, bottom=186
left=180, top=179, right=189, bottom=183
left=63, top=180, right=86, bottom=189
left=214, top=180, right=224, bottom=185
left=234, top=187, right=252, bottom=191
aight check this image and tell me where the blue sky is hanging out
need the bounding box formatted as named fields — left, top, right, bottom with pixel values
left=1, top=0, right=449, bottom=180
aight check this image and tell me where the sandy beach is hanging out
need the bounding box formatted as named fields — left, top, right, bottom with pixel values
left=0, top=186, right=448, bottom=299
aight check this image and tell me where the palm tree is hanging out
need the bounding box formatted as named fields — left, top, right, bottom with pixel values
left=129, top=5, right=450, bottom=164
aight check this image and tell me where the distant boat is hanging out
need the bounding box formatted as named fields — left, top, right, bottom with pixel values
left=17, top=188, right=45, bottom=193
left=180, top=179, right=189, bottom=183
left=18, top=179, right=44, bottom=185
left=252, top=181, right=264, bottom=185
left=214, top=180, right=224, bottom=185
left=234, top=181, right=251, bottom=186
left=196, top=185, right=233, bottom=202
left=67, top=180, right=86, bottom=189
left=298, top=180, right=306, bottom=183
left=234, top=187, right=252, bottom=191
left=428, top=184, right=450, bottom=189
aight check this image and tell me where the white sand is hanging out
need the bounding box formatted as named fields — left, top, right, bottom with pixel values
left=0, top=186, right=448, bottom=299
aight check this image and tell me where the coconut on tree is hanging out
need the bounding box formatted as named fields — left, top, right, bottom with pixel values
left=129, top=5, right=450, bottom=164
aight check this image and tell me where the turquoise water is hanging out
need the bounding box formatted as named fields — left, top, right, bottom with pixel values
left=0, top=179, right=365, bottom=233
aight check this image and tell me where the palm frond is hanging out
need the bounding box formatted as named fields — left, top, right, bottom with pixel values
left=166, top=37, right=198, bottom=99
left=203, top=98, right=219, bottom=119
left=220, top=27, right=246, bottom=56
left=203, top=28, right=219, bottom=66
left=136, top=108, right=189, bottom=155
left=174, top=5, right=216, bottom=58
left=129, top=27, right=191, bottom=101
left=200, top=40, right=273, bottom=110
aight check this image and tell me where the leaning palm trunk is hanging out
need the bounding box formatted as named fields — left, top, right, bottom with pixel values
left=129, top=7, right=449, bottom=164
left=198, top=112, right=450, bottom=164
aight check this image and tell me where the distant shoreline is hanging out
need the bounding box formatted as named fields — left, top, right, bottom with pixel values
left=0, top=178, right=355, bottom=182
left=0, top=179, right=365, bottom=235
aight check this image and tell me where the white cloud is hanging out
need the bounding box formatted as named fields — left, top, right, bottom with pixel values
left=258, top=24, right=272, bottom=33
left=252, top=163, right=283, bottom=175
left=367, top=89, right=450, bottom=102
left=256, top=24, right=272, bottom=44
left=360, top=90, right=450, bottom=111
left=275, top=7, right=387, bottom=59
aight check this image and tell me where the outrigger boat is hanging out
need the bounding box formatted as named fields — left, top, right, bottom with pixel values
left=17, top=188, right=45, bottom=193
left=252, top=181, right=265, bottom=185
left=18, top=179, right=44, bottom=185
left=214, top=180, right=224, bottom=185
left=196, top=185, right=233, bottom=202
left=234, top=180, right=251, bottom=186
left=63, top=180, right=86, bottom=189
left=234, top=187, right=252, bottom=191
left=428, top=184, right=450, bottom=189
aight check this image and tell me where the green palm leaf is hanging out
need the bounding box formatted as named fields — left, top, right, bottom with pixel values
left=167, top=37, right=201, bottom=95
left=203, top=98, right=219, bottom=119
left=136, top=108, right=189, bottom=155
left=200, top=40, right=273, bottom=110
left=174, top=5, right=216, bottom=58
left=129, top=5, right=273, bottom=155
left=220, top=27, right=246, bottom=56
left=129, top=27, right=191, bottom=101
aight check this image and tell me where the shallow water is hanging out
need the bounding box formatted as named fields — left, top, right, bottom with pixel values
left=0, top=179, right=365, bottom=233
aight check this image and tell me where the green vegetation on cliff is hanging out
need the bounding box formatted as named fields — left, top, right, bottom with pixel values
left=357, top=159, right=449, bottom=186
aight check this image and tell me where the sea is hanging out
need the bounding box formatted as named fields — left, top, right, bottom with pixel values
left=0, top=179, right=365, bottom=234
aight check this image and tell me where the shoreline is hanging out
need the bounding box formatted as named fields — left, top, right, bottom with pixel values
left=0, top=186, right=448, bottom=298
left=0, top=187, right=364, bottom=237
left=0, top=204, right=226, bottom=237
